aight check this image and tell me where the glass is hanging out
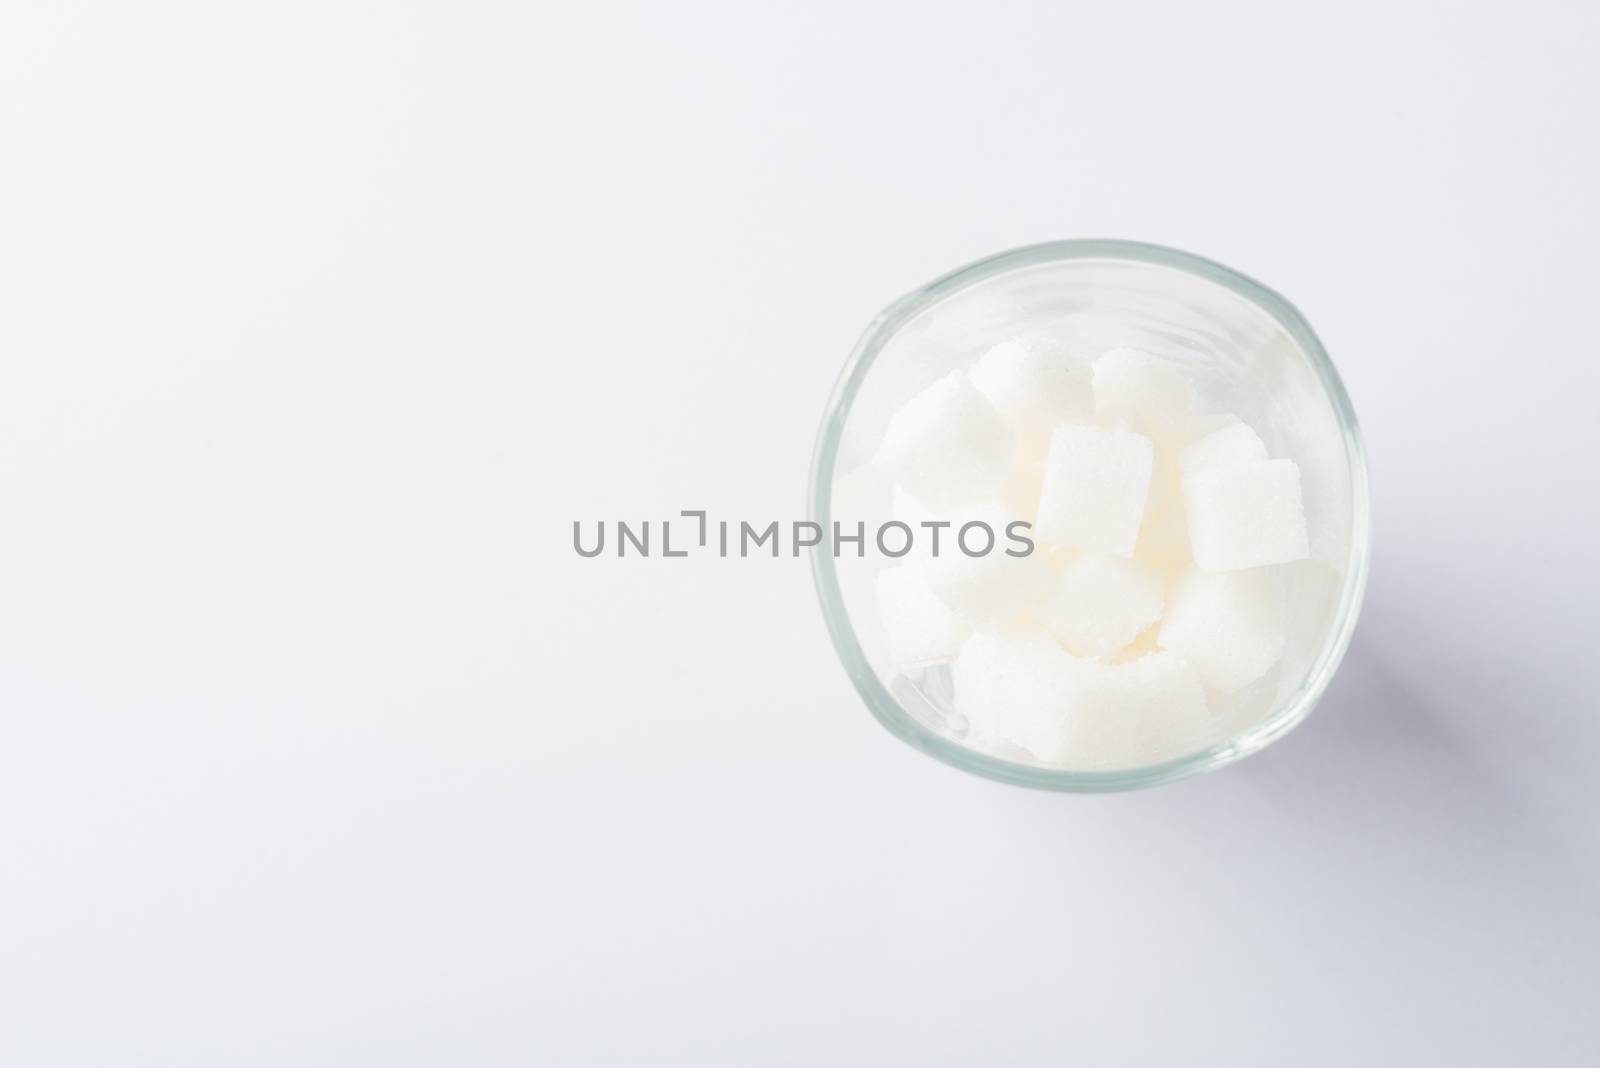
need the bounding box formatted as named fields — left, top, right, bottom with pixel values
left=809, top=240, right=1371, bottom=791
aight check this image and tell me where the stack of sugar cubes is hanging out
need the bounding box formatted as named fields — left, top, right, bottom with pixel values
left=868, top=336, right=1310, bottom=770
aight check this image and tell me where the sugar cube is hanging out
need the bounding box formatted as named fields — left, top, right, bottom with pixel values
left=1123, top=652, right=1213, bottom=760
left=874, top=564, right=972, bottom=667
left=952, top=627, right=1077, bottom=754
left=924, top=504, right=1052, bottom=627
left=1179, top=418, right=1268, bottom=475
left=1060, top=652, right=1210, bottom=768
left=970, top=337, right=1093, bottom=444
left=1158, top=569, right=1286, bottom=693
left=1051, top=664, right=1136, bottom=767
left=835, top=332, right=971, bottom=474
left=1035, top=424, right=1154, bottom=556
left=1183, top=458, right=1310, bottom=571
left=1092, top=348, right=1196, bottom=430
left=1034, top=554, right=1164, bottom=658
left=876, top=371, right=1013, bottom=511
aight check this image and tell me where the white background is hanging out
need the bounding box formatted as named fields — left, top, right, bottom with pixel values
left=3, top=2, right=1598, bottom=1064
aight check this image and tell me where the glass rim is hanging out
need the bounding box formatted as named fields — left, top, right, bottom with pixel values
left=808, top=238, right=1372, bottom=792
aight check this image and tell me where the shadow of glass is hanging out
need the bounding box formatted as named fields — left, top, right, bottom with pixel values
left=1232, top=626, right=1591, bottom=889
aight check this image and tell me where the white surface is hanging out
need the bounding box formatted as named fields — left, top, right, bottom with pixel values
left=3, top=2, right=1598, bottom=1064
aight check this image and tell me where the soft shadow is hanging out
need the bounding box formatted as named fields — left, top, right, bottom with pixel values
left=1229, top=616, right=1589, bottom=883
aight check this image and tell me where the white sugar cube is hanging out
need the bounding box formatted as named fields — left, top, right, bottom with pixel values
left=952, top=627, right=1077, bottom=754
left=1061, top=652, right=1210, bottom=768
left=1158, top=569, right=1286, bottom=693
left=1035, top=424, right=1153, bottom=556
left=1092, top=348, right=1196, bottom=430
left=1123, top=652, right=1213, bottom=760
left=957, top=634, right=1211, bottom=768
left=970, top=337, right=1093, bottom=443
left=876, top=371, right=1013, bottom=511
left=1183, top=458, right=1310, bottom=571
left=1034, top=554, right=1164, bottom=658
left=834, top=332, right=971, bottom=474
left=1179, top=418, right=1268, bottom=475
left=924, top=505, right=1052, bottom=627
left=874, top=564, right=971, bottom=667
